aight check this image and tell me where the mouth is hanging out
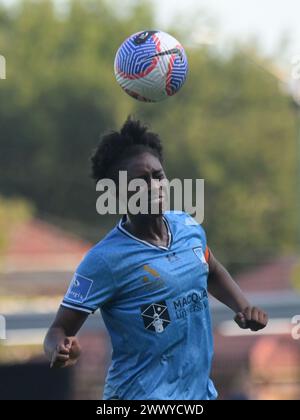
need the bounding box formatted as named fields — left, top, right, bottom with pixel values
left=149, top=197, right=163, bottom=204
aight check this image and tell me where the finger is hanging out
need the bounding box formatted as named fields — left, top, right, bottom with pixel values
left=57, top=343, right=70, bottom=355
left=235, top=312, right=245, bottom=322
left=54, top=355, right=79, bottom=369
left=250, top=311, right=268, bottom=330
left=69, top=347, right=80, bottom=358
left=253, top=313, right=268, bottom=331
left=258, top=311, right=267, bottom=326
left=251, top=307, right=259, bottom=323
left=54, top=354, right=70, bottom=362
left=64, top=337, right=73, bottom=350
left=50, top=348, right=70, bottom=368
left=243, top=307, right=252, bottom=322
left=235, top=312, right=247, bottom=328
left=65, top=359, right=78, bottom=367
left=51, top=359, right=69, bottom=368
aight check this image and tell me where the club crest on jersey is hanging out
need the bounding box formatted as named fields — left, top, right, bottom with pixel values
left=66, top=273, right=93, bottom=303
left=141, top=301, right=170, bottom=333
left=193, top=246, right=207, bottom=265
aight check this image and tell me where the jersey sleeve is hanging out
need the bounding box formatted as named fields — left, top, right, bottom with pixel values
left=197, top=224, right=210, bottom=263
left=182, top=211, right=210, bottom=262
left=61, top=251, right=115, bottom=314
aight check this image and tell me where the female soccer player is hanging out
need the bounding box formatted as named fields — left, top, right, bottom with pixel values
left=44, top=118, right=268, bottom=400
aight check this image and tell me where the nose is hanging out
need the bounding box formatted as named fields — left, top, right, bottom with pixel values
left=149, top=179, right=162, bottom=196
left=150, top=178, right=161, bottom=188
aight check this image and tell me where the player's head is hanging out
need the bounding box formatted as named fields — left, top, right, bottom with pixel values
left=91, top=116, right=164, bottom=182
left=91, top=117, right=166, bottom=214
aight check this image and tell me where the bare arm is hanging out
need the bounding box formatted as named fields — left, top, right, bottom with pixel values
left=44, top=306, right=89, bottom=368
left=207, top=249, right=268, bottom=331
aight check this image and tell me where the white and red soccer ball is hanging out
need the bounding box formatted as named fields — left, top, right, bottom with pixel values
left=114, top=30, right=188, bottom=102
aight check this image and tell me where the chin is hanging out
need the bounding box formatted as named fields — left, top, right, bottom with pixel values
left=148, top=201, right=165, bottom=216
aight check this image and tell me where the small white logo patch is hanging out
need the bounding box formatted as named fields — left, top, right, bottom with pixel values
left=66, top=273, right=93, bottom=303
left=193, top=246, right=207, bottom=264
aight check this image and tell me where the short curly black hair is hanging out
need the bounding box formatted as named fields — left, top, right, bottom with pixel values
left=91, top=117, right=163, bottom=182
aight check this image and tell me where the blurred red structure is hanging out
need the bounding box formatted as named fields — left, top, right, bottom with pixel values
left=213, top=256, right=300, bottom=400
left=1, top=219, right=299, bottom=399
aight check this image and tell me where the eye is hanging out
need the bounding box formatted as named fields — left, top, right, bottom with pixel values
left=153, top=171, right=165, bottom=180
left=131, top=175, right=148, bottom=182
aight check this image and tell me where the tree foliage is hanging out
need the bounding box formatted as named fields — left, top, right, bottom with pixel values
left=0, top=0, right=297, bottom=271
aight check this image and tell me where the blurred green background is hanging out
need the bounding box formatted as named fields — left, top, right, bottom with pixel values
left=0, top=0, right=299, bottom=400
left=0, top=0, right=298, bottom=271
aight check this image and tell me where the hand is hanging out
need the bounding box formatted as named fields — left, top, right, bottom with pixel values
left=234, top=306, right=268, bottom=331
left=50, top=336, right=81, bottom=368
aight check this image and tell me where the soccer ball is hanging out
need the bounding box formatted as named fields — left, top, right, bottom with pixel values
left=114, top=30, right=188, bottom=102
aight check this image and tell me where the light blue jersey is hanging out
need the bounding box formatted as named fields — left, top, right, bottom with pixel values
left=62, top=211, right=217, bottom=400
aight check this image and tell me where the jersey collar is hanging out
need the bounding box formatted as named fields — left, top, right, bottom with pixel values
left=117, top=214, right=173, bottom=251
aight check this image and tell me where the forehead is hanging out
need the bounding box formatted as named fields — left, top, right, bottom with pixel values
left=121, top=152, right=163, bottom=177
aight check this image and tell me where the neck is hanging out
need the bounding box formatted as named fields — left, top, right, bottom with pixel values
left=124, top=213, right=166, bottom=241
